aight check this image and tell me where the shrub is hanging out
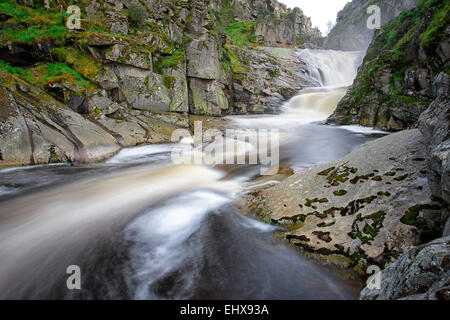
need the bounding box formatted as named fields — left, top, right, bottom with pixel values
left=127, top=3, right=147, bottom=28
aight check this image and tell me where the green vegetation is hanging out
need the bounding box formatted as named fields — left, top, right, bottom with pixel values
left=52, top=47, right=101, bottom=80
left=349, top=211, right=386, bottom=245
left=0, top=1, right=68, bottom=45
left=226, top=20, right=260, bottom=47
left=127, top=3, right=148, bottom=28
left=154, top=46, right=186, bottom=74
left=400, top=203, right=441, bottom=229
left=338, top=0, right=449, bottom=127
left=333, top=190, right=348, bottom=196
left=0, top=59, right=96, bottom=94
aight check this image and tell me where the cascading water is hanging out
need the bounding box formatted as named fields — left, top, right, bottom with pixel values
left=0, top=49, right=381, bottom=300
left=281, top=49, right=364, bottom=124
left=228, top=49, right=364, bottom=128
left=298, top=49, right=364, bottom=87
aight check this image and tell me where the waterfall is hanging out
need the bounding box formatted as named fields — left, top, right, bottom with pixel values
left=297, top=49, right=364, bottom=87
left=280, top=49, right=364, bottom=123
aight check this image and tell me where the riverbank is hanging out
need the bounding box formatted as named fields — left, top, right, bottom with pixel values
left=238, top=123, right=449, bottom=299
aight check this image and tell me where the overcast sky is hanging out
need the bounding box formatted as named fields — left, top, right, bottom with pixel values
left=279, top=0, right=350, bottom=35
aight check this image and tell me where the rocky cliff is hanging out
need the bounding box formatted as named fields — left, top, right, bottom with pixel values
left=328, top=0, right=449, bottom=131
left=0, top=0, right=320, bottom=166
left=323, top=0, right=419, bottom=51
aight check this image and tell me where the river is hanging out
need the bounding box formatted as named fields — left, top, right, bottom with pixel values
left=0, top=49, right=387, bottom=299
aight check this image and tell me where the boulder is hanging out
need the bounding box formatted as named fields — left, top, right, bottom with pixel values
left=188, top=78, right=228, bottom=116
left=186, top=36, right=222, bottom=81
left=360, top=236, right=450, bottom=300
left=105, top=44, right=152, bottom=70
left=244, top=130, right=445, bottom=270
left=88, top=94, right=121, bottom=116
left=68, top=96, right=89, bottom=114
left=104, top=10, right=129, bottom=34
left=0, top=70, right=120, bottom=166
left=114, top=64, right=170, bottom=112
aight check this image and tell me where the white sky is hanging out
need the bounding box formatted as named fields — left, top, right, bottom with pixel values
left=279, top=0, right=350, bottom=35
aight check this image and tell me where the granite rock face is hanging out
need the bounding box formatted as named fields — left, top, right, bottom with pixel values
left=243, top=130, right=447, bottom=273
left=360, top=236, right=450, bottom=300
left=0, top=0, right=319, bottom=123
left=419, top=96, right=450, bottom=204
left=0, top=70, right=120, bottom=166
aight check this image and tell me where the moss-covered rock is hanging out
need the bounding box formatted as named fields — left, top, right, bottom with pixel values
left=328, top=0, right=449, bottom=131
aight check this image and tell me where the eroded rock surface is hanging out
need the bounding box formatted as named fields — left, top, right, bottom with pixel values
left=244, top=130, right=446, bottom=272
left=360, top=236, right=450, bottom=300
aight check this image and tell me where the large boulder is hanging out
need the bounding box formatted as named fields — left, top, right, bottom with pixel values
left=114, top=64, right=170, bottom=112
left=105, top=44, right=152, bottom=70
left=188, top=78, right=228, bottom=116
left=244, top=130, right=446, bottom=271
left=0, top=70, right=120, bottom=166
left=360, top=236, right=450, bottom=300
left=186, top=36, right=222, bottom=81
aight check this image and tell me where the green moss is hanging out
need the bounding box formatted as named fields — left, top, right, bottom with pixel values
left=333, top=190, right=347, bottom=196
left=318, top=167, right=335, bottom=176
left=154, top=46, right=186, bottom=74
left=223, top=45, right=248, bottom=75
left=349, top=211, right=386, bottom=245
left=52, top=47, right=101, bottom=80
left=400, top=203, right=441, bottom=229
left=0, top=2, right=68, bottom=45
left=394, top=174, right=409, bottom=181
left=0, top=59, right=96, bottom=96
left=226, top=20, right=259, bottom=47
left=420, top=1, right=450, bottom=55
left=163, top=75, right=176, bottom=89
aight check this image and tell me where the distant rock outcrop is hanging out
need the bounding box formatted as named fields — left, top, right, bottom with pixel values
left=323, top=0, right=419, bottom=51
left=328, top=0, right=449, bottom=131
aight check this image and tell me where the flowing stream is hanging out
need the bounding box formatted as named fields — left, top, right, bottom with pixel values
left=0, top=49, right=386, bottom=300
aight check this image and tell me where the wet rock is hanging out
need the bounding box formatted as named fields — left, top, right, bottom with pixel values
left=245, top=130, right=440, bottom=269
